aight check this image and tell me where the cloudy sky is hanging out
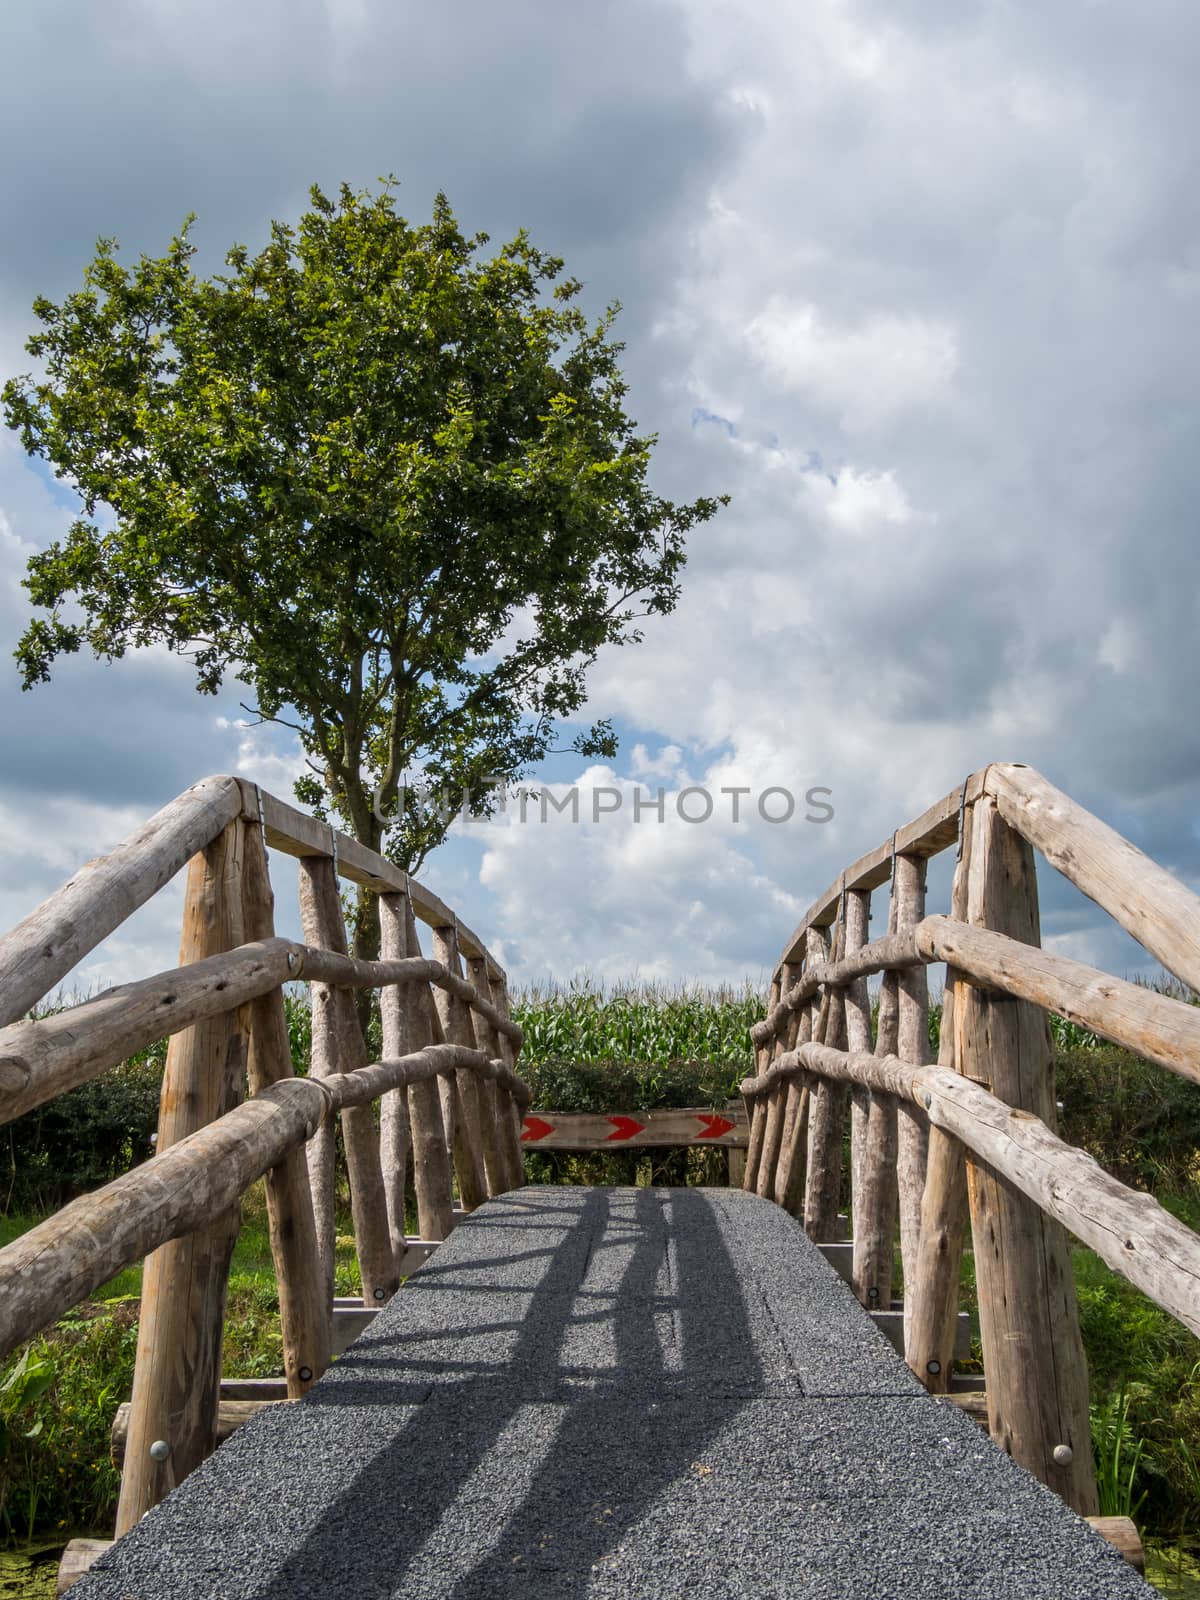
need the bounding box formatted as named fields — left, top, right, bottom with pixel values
left=1, top=0, right=1197, bottom=995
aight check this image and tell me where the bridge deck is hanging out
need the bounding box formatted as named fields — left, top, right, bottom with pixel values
left=74, top=1187, right=1152, bottom=1599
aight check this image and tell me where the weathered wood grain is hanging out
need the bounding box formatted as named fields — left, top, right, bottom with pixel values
left=773, top=769, right=988, bottom=970
left=378, top=893, right=413, bottom=1265
left=0, top=774, right=243, bottom=1029
left=235, top=779, right=506, bottom=980
left=790, top=1039, right=1200, bottom=1341
left=0, top=938, right=296, bottom=1126
left=916, top=913, right=1200, bottom=1087
left=0, top=1041, right=507, bottom=1361
left=241, top=824, right=329, bottom=1397
left=958, top=794, right=1098, bottom=1514
left=985, top=762, right=1200, bottom=993
left=893, top=853, right=929, bottom=1356
left=299, top=856, right=398, bottom=1306
left=116, top=819, right=248, bottom=1536
left=401, top=900, right=456, bottom=1238
left=432, top=925, right=488, bottom=1212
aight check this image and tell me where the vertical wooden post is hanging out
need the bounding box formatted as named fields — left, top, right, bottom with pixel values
left=378, top=892, right=414, bottom=1264
left=242, top=824, right=330, bottom=1398
left=298, top=857, right=398, bottom=1306
left=487, top=972, right=527, bottom=1187
left=744, top=974, right=780, bottom=1192
left=466, top=954, right=511, bottom=1197
left=961, top=795, right=1099, bottom=1515
left=431, top=926, right=489, bottom=1212
left=847, top=889, right=898, bottom=1309
left=116, top=821, right=247, bottom=1536
left=805, top=921, right=848, bottom=1240
left=402, top=901, right=457, bottom=1237
left=906, top=804, right=973, bottom=1393
left=757, top=962, right=799, bottom=1200
left=893, top=854, right=929, bottom=1356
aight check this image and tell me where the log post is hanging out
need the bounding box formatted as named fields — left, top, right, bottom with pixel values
left=241, top=824, right=329, bottom=1397
left=378, top=893, right=414, bottom=1265
left=960, top=795, right=1099, bottom=1514
left=847, top=889, right=898, bottom=1309
left=298, top=858, right=398, bottom=1306
left=906, top=805, right=973, bottom=1392
left=466, top=954, right=510, bottom=1197
left=894, top=854, right=930, bottom=1356
left=431, top=926, right=489, bottom=1212
left=771, top=934, right=819, bottom=1209
left=805, top=922, right=848, bottom=1240
left=115, top=821, right=248, bottom=1536
left=757, top=962, right=800, bottom=1200
left=486, top=972, right=527, bottom=1187
left=744, top=974, right=780, bottom=1192
left=402, top=901, right=456, bottom=1237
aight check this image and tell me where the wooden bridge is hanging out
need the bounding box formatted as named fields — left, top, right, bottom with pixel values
left=1, top=763, right=1197, bottom=1596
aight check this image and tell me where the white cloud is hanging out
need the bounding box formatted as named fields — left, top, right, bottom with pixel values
left=0, top=0, right=1198, bottom=996
left=746, top=299, right=959, bottom=428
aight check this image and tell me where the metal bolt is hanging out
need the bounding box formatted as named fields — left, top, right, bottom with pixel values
left=1052, top=1444, right=1073, bottom=1466
left=867, top=1286, right=879, bottom=1303
left=926, top=1360, right=941, bottom=1377
left=298, top=1366, right=313, bottom=1383
left=149, top=1440, right=170, bottom=1462
left=373, top=1287, right=386, bottom=1301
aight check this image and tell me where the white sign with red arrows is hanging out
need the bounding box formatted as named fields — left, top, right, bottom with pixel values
left=519, top=1107, right=747, bottom=1149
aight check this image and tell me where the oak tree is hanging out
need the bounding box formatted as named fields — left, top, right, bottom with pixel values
left=4, top=182, right=726, bottom=952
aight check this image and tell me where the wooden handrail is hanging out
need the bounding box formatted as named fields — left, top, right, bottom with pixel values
left=0, top=775, right=244, bottom=1029
left=0, top=1041, right=529, bottom=1362
left=748, top=763, right=1200, bottom=1519
left=772, top=769, right=990, bottom=969
left=984, top=763, right=1200, bottom=993
left=753, top=913, right=1200, bottom=1086
left=741, top=1038, right=1200, bottom=1341
left=236, top=779, right=506, bottom=981
left=0, top=775, right=509, bottom=1044
left=0, top=940, right=524, bottom=1128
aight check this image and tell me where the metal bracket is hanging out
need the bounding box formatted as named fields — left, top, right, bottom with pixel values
left=254, top=784, right=266, bottom=846
left=329, top=824, right=339, bottom=881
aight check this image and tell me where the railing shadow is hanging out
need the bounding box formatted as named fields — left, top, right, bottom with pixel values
left=251, top=1186, right=763, bottom=1598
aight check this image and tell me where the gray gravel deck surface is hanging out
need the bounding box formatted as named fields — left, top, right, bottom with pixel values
left=73, top=1186, right=1154, bottom=1599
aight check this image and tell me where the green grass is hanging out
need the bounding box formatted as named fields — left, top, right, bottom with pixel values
left=0, top=1183, right=366, bottom=1545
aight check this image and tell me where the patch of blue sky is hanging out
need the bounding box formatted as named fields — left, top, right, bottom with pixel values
left=690, top=406, right=737, bottom=438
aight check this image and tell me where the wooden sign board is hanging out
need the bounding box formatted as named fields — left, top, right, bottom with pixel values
left=520, top=1106, right=748, bottom=1150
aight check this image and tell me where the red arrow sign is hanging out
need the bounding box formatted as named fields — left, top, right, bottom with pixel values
left=521, top=1115, right=556, bottom=1142
left=696, top=1114, right=736, bottom=1140
left=605, top=1115, right=646, bottom=1142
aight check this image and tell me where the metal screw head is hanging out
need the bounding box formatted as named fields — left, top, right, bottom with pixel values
left=1052, top=1444, right=1073, bottom=1466
left=149, top=1440, right=171, bottom=1462
left=926, top=1360, right=941, bottom=1377
left=298, top=1366, right=313, bottom=1383
left=373, top=1287, right=386, bottom=1301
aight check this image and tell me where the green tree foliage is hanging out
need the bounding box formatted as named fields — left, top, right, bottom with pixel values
left=3, top=181, right=726, bottom=900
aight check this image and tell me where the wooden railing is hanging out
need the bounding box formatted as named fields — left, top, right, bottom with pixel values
left=741, top=761, right=1200, bottom=1520
left=0, top=776, right=531, bottom=1539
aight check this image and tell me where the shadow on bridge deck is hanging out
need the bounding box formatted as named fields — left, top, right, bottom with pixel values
left=72, top=1187, right=1153, bottom=1599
